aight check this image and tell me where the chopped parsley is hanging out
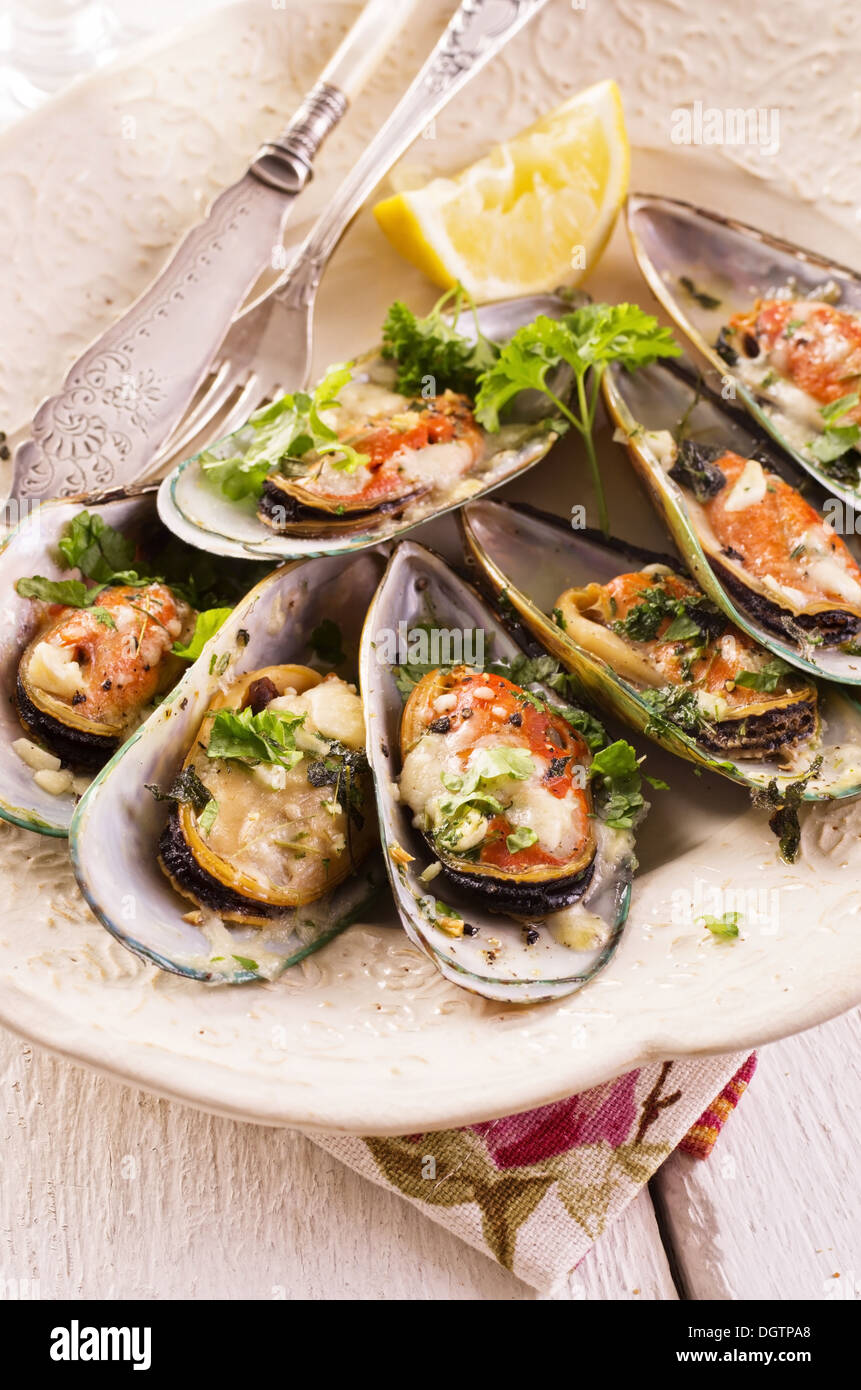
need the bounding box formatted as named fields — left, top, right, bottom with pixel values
left=700, top=911, right=741, bottom=938
left=588, top=739, right=646, bottom=830
left=734, top=658, right=790, bottom=693
left=206, top=706, right=305, bottom=768
left=679, top=276, right=721, bottom=311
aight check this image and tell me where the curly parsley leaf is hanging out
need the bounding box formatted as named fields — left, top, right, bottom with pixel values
left=57, top=509, right=139, bottom=582
left=474, top=304, right=680, bottom=535
left=381, top=284, right=498, bottom=397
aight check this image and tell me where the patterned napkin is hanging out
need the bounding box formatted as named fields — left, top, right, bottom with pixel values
left=313, top=1053, right=756, bottom=1292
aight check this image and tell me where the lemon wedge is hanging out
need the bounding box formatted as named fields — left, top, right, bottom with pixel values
left=373, top=80, right=629, bottom=302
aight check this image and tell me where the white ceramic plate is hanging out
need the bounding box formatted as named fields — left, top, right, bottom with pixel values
left=0, top=0, right=859, bottom=1135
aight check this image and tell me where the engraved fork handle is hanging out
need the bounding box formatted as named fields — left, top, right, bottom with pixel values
left=274, top=0, right=552, bottom=303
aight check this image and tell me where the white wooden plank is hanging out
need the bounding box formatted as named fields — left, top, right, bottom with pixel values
left=0, top=1028, right=676, bottom=1300
left=652, top=1011, right=861, bottom=1301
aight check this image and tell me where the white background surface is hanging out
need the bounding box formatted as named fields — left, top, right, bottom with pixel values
left=0, top=0, right=858, bottom=1300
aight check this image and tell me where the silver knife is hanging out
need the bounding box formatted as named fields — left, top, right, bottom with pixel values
left=9, top=0, right=421, bottom=504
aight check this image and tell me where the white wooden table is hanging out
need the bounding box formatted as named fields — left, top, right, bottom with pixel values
left=1, top=1011, right=857, bottom=1300
left=0, top=0, right=858, bottom=1302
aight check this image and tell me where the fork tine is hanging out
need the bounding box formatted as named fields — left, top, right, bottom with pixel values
left=152, top=359, right=240, bottom=466
left=152, top=375, right=264, bottom=475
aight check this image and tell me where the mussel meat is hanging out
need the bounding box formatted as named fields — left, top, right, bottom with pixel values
left=553, top=565, right=818, bottom=760
left=17, top=583, right=194, bottom=770
left=398, top=665, right=596, bottom=916
left=158, top=663, right=377, bottom=925
left=601, top=358, right=861, bottom=668
left=259, top=384, right=486, bottom=536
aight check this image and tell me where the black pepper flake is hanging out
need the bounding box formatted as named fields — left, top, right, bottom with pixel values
left=742, top=332, right=760, bottom=357
left=180, top=697, right=188, bottom=710
left=380, top=740, right=389, bottom=757
left=545, top=755, right=570, bottom=780
left=0, top=445, right=9, bottom=461
left=508, top=711, right=523, bottom=726
left=101, top=679, right=112, bottom=691
left=428, top=715, right=451, bottom=734
left=462, top=923, right=478, bottom=937
left=525, top=928, right=540, bottom=946
left=237, top=629, right=250, bottom=647
left=72, top=692, right=86, bottom=706
left=461, top=706, right=474, bottom=719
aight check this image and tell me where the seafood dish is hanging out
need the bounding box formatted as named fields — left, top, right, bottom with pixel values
left=160, top=290, right=570, bottom=561
left=71, top=552, right=388, bottom=983
left=0, top=492, right=268, bottom=835
left=461, top=498, right=861, bottom=801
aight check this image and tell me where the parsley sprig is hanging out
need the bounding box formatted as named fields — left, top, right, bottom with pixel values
left=474, top=304, right=680, bottom=535
left=381, top=284, right=498, bottom=397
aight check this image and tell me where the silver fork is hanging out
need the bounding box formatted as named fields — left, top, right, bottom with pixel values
left=148, top=0, right=552, bottom=478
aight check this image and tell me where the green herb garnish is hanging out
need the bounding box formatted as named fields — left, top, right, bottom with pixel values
left=474, top=303, right=680, bottom=535
left=171, top=607, right=232, bottom=661
left=206, top=706, right=306, bottom=768
left=700, top=912, right=741, bottom=938
left=201, top=364, right=369, bottom=500
left=381, top=284, right=498, bottom=397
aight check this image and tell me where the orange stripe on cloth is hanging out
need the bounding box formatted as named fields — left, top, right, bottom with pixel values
left=678, top=1053, right=757, bottom=1160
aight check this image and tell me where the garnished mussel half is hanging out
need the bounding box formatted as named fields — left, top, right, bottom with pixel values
left=160, top=294, right=569, bottom=563
left=158, top=663, right=377, bottom=926
left=625, top=194, right=861, bottom=509
left=461, top=499, right=861, bottom=800
left=70, top=552, right=387, bottom=982
left=0, top=492, right=208, bottom=836
left=360, top=540, right=641, bottom=1003
left=602, top=357, right=861, bottom=683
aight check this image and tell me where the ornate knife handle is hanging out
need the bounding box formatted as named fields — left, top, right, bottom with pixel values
left=288, top=0, right=551, bottom=290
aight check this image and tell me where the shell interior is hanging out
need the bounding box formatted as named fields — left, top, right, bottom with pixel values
left=70, top=551, right=389, bottom=983
left=158, top=294, right=571, bottom=563
left=602, top=356, right=861, bottom=685
left=625, top=193, right=861, bottom=508
left=359, top=540, right=636, bottom=1004
left=460, top=498, right=861, bottom=799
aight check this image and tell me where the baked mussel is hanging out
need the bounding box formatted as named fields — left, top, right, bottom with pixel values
left=399, top=665, right=597, bottom=916
left=361, top=540, right=642, bottom=1002
left=158, top=663, right=377, bottom=926
left=159, top=292, right=570, bottom=563
left=0, top=491, right=264, bottom=836
left=625, top=193, right=861, bottom=510
left=602, top=357, right=861, bottom=684
left=70, top=551, right=387, bottom=982
left=461, top=498, right=861, bottom=799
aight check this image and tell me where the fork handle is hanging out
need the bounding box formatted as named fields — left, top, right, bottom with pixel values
left=293, top=0, right=551, bottom=275
left=251, top=0, right=422, bottom=194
